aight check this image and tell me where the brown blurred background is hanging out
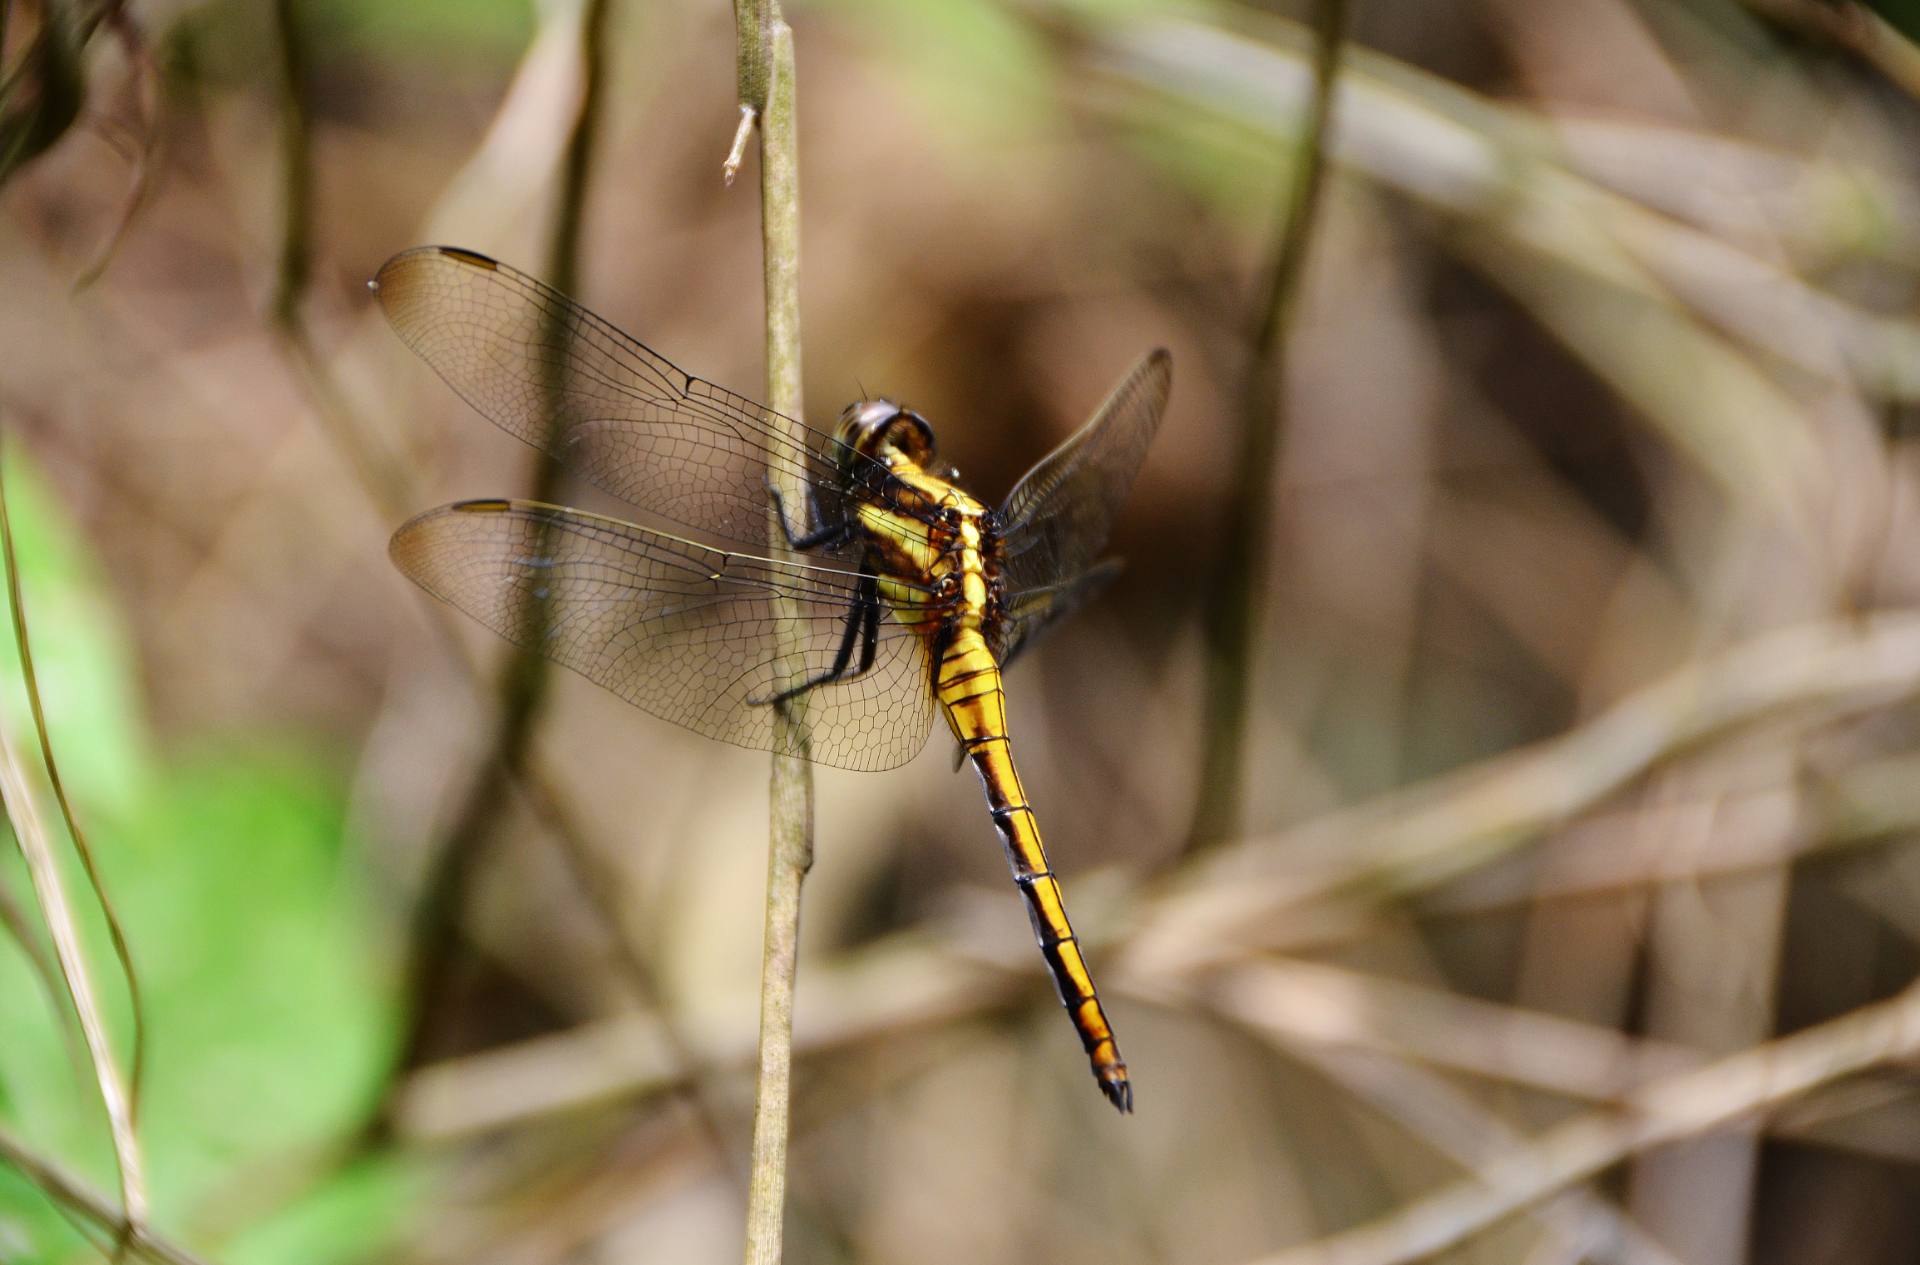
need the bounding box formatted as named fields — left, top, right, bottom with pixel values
left=7, top=1, right=1920, bottom=1263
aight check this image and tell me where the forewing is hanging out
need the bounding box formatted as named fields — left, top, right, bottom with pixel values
left=374, top=246, right=902, bottom=550
left=391, top=499, right=936, bottom=772
left=998, top=349, right=1171, bottom=593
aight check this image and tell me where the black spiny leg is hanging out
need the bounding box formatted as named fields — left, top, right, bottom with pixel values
left=854, top=576, right=880, bottom=677
left=768, top=482, right=852, bottom=552
left=757, top=570, right=880, bottom=705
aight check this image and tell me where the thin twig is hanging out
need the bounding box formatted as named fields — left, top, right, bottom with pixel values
left=1247, top=977, right=1920, bottom=1265
left=392, top=0, right=613, bottom=1077
left=736, top=5, right=812, bottom=1262
left=0, top=1124, right=215, bottom=1265
left=395, top=609, right=1920, bottom=1139
left=261, top=0, right=735, bottom=1172
left=0, top=0, right=83, bottom=186
left=1084, top=12, right=1894, bottom=516
left=0, top=437, right=149, bottom=1135
left=267, top=0, right=310, bottom=329
left=1187, top=0, right=1348, bottom=849
left=0, top=592, right=148, bottom=1245
left=266, top=6, right=744, bottom=1178
left=1280, top=1044, right=1689, bottom=1265
left=722, top=104, right=754, bottom=186
left=71, top=7, right=161, bottom=289
left=546, top=0, right=612, bottom=299
left=1740, top=0, right=1920, bottom=99
left=1133, top=609, right=1920, bottom=978
left=0, top=874, right=88, bottom=1071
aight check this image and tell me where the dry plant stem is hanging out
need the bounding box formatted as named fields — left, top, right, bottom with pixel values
left=0, top=878, right=76, bottom=1021
left=0, top=685, right=147, bottom=1237
left=1188, top=0, right=1348, bottom=850
left=1089, top=12, right=1903, bottom=509
left=1742, top=0, right=1920, bottom=98
left=0, top=1125, right=214, bottom=1265
left=1137, top=609, right=1920, bottom=976
left=739, top=11, right=812, bottom=1265
left=264, top=3, right=410, bottom=523
left=0, top=1, right=83, bottom=186
left=394, top=0, right=612, bottom=1076
left=0, top=446, right=149, bottom=1248
left=268, top=0, right=310, bottom=328
left=396, top=610, right=1920, bottom=1138
left=262, top=1, right=733, bottom=1172
left=0, top=441, right=147, bottom=1116
left=1282, top=1044, right=1688, bottom=1265
left=1249, top=976, right=1920, bottom=1265
left=71, top=8, right=159, bottom=289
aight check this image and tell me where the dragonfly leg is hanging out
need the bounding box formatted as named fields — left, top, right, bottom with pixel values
left=753, top=571, right=880, bottom=705
left=766, top=480, right=850, bottom=552
left=854, top=578, right=880, bottom=676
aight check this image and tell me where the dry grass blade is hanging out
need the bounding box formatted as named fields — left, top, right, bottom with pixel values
left=0, top=877, right=91, bottom=1076
left=0, top=441, right=148, bottom=1093
left=0, top=1124, right=214, bottom=1265
left=0, top=696, right=148, bottom=1236
left=0, top=441, right=150, bottom=1250
left=1280, top=1044, right=1689, bottom=1265
left=394, top=605, right=1920, bottom=1141
left=1085, top=12, right=1895, bottom=514
left=1131, top=610, right=1920, bottom=976
left=1741, top=0, right=1920, bottom=98
left=1247, top=978, right=1920, bottom=1265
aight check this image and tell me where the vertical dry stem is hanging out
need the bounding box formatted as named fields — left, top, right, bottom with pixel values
left=738, top=10, right=812, bottom=1264
left=1187, top=0, right=1349, bottom=849
left=393, top=0, right=613, bottom=1077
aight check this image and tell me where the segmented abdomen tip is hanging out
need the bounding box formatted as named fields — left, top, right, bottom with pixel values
left=1102, top=1077, right=1134, bottom=1114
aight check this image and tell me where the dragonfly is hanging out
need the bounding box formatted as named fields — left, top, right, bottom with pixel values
left=373, top=245, right=1170, bottom=1113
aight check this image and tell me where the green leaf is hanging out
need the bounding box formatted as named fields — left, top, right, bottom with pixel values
left=0, top=458, right=155, bottom=819
left=0, top=449, right=404, bottom=1261
left=0, top=749, right=402, bottom=1262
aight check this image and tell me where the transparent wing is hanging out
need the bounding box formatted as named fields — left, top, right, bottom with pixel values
left=998, top=350, right=1171, bottom=594
left=391, top=499, right=936, bottom=772
left=993, top=558, right=1125, bottom=667
left=374, top=246, right=918, bottom=552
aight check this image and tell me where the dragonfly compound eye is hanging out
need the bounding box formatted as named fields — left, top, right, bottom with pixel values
left=891, top=409, right=938, bottom=463
left=834, top=398, right=938, bottom=464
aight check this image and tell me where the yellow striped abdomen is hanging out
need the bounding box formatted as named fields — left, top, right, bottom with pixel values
left=936, top=627, right=1132, bottom=1112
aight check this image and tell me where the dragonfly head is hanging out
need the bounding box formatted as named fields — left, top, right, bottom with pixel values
left=834, top=399, right=937, bottom=471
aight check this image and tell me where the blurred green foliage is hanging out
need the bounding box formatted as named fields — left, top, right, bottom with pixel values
left=0, top=460, right=409, bottom=1265
left=807, top=0, right=1056, bottom=145
left=309, top=0, right=534, bottom=62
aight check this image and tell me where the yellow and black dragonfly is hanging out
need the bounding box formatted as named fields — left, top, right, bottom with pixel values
left=374, top=246, right=1169, bottom=1112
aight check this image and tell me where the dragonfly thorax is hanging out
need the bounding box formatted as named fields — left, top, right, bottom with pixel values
left=834, top=398, right=937, bottom=470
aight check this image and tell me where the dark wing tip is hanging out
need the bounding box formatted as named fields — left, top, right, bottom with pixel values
left=432, top=245, right=501, bottom=269
left=388, top=498, right=512, bottom=571
left=369, top=244, right=501, bottom=304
